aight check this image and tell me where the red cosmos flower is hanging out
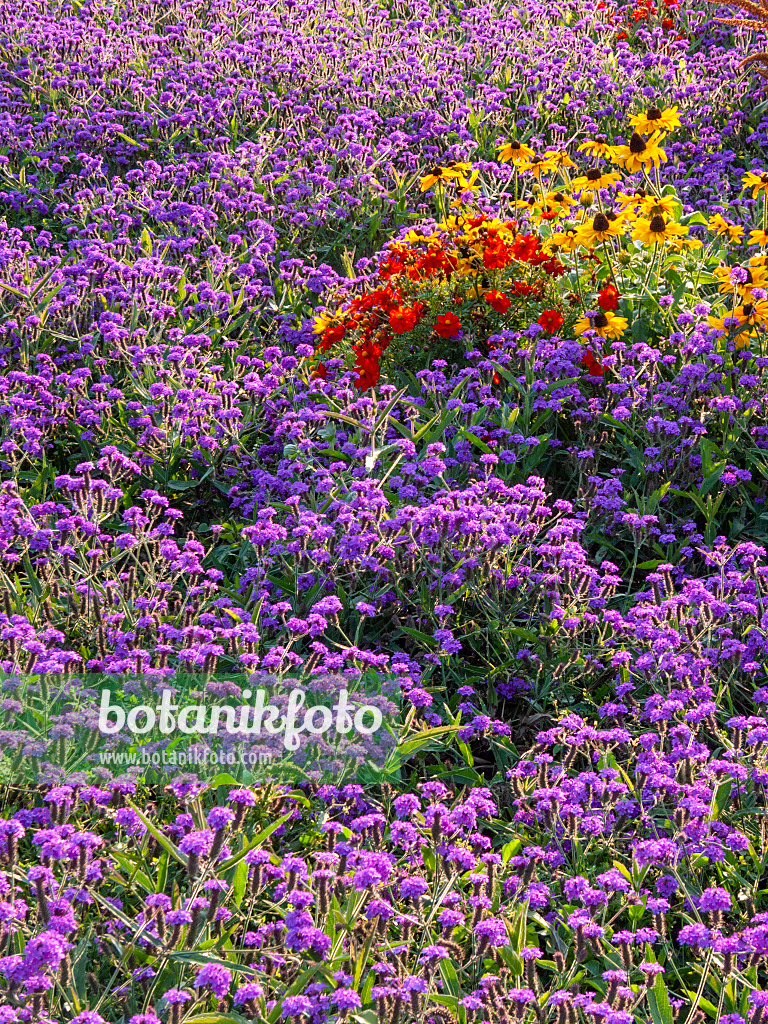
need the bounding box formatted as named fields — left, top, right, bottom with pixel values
left=354, top=340, right=382, bottom=390
left=581, top=350, right=604, bottom=377
left=312, top=362, right=328, bottom=380
left=538, top=309, right=564, bottom=333
left=318, top=323, right=347, bottom=352
left=512, top=280, right=533, bottom=297
left=485, top=290, right=511, bottom=313
left=419, top=249, right=454, bottom=276
left=388, top=304, right=422, bottom=335
left=598, top=283, right=620, bottom=311
left=434, top=313, right=462, bottom=338
left=483, top=237, right=511, bottom=269
left=662, top=17, right=673, bottom=28
left=511, top=234, right=540, bottom=262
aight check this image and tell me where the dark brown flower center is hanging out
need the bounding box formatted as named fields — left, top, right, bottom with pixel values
left=593, top=213, right=610, bottom=232
left=605, top=210, right=619, bottom=221
left=629, top=132, right=647, bottom=154
left=553, top=192, right=565, bottom=201
left=647, top=106, right=662, bottom=119
left=762, top=175, right=768, bottom=184
left=744, top=303, right=755, bottom=316
left=649, top=214, right=666, bottom=233
left=586, top=168, right=602, bottom=181
left=593, top=312, right=609, bottom=329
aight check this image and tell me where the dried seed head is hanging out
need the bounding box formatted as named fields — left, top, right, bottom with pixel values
left=649, top=214, right=666, bottom=232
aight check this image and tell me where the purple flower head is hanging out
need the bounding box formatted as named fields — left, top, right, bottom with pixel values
left=194, top=964, right=232, bottom=1000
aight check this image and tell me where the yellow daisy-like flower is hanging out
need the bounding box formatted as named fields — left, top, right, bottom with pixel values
left=403, top=229, right=439, bottom=245
left=736, top=299, right=768, bottom=326
left=713, top=265, right=737, bottom=295
left=612, top=131, right=667, bottom=173
left=497, top=140, right=535, bottom=165
left=547, top=228, right=579, bottom=252
left=706, top=314, right=754, bottom=347
left=631, top=214, right=687, bottom=246
left=574, top=210, right=625, bottom=247
left=711, top=263, right=768, bottom=296
left=571, top=168, right=623, bottom=191
left=544, top=150, right=576, bottom=169
left=629, top=105, right=682, bottom=134
left=519, top=153, right=563, bottom=179
left=750, top=253, right=768, bottom=267
left=545, top=190, right=577, bottom=212
left=708, top=214, right=744, bottom=243
left=708, top=301, right=768, bottom=345
left=637, top=194, right=679, bottom=218
left=750, top=229, right=768, bottom=247
left=312, top=310, right=336, bottom=335
left=743, top=171, right=768, bottom=199
left=616, top=188, right=651, bottom=212
left=576, top=140, right=615, bottom=160
left=667, top=236, right=703, bottom=253
left=574, top=309, right=628, bottom=339
left=419, top=162, right=476, bottom=192
left=514, top=196, right=542, bottom=214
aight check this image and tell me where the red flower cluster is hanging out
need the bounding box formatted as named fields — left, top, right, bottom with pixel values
left=312, top=213, right=567, bottom=389
left=609, top=0, right=681, bottom=38
left=581, top=350, right=604, bottom=377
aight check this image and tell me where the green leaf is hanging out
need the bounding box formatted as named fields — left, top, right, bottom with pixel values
left=168, top=953, right=256, bottom=976
left=125, top=800, right=188, bottom=869
left=232, top=858, right=248, bottom=906
left=218, top=810, right=292, bottom=870
left=647, top=974, right=675, bottom=1024
left=186, top=1015, right=250, bottom=1024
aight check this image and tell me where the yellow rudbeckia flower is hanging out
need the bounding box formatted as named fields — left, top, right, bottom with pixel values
left=612, top=132, right=667, bottom=173
left=574, top=210, right=625, bottom=247
left=631, top=214, right=687, bottom=246
left=708, top=214, right=744, bottom=243
left=571, top=168, right=623, bottom=191
left=743, top=171, right=768, bottom=198
left=629, top=105, right=681, bottom=134
left=575, top=310, right=628, bottom=339
left=497, top=140, right=535, bottom=165
left=548, top=229, right=579, bottom=252
left=576, top=140, right=615, bottom=160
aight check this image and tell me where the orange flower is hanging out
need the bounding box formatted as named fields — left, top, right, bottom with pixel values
left=485, top=290, right=511, bottom=313
left=434, top=313, right=462, bottom=338
left=598, top=284, right=620, bottom=311
left=538, top=310, right=564, bottom=333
